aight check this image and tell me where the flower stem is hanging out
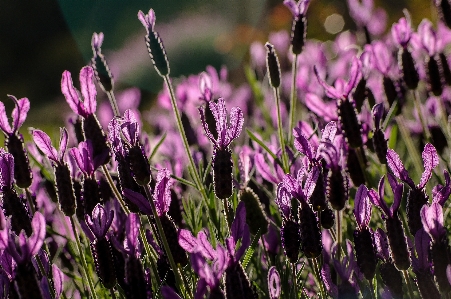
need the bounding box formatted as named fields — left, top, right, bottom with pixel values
left=412, top=89, right=431, bottom=143
left=273, top=87, right=289, bottom=173
left=144, top=184, right=190, bottom=299
left=288, top=54, right=299, bottom=146
left=396, top=116, right=424, bottom=178
left=70, top=216, right=98, bottom=299
left=402, top=269, right=415, bottom=299
left=101, top=165, right=130, bottom=214
left=292, top=262, right=298, bottom=297
left=163, top=76, right=208, bottom=203
left=311, top=257, right=326, bottom=299
left=106, top=90, right=120, bottom=117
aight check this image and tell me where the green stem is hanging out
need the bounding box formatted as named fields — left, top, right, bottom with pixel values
left=288, top=54, right=298, bottom=146
left=273, top=87, right=289, bottom=173
left=70, top=216, right=98, bottom=299
left=396, top=116, right=424, bottom=179
left=101, top=165, right=130, bottom=214
left=163, top=76, right=208, bottom=203
left=402, top=270, right=415, bottom=299
left=292, top=262, right=298, bottom=298
left=311, top=257, right=326, bottom=299
left=107, top=90, right=120, bottom=117
left=412, top=89, right=431, bottom=143
left=144, top=185, right=190, bottom=299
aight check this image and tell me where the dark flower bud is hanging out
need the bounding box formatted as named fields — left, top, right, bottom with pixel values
left=157, top=256, right=177, bottom=291
left=352, top=78, right=367, bottom=112
left=310, top=170, right=327, bottom=211
left=82, top=114, right=110, bottom=166
left=160, top=214, right=187, bottom=266
left=373, top=129, right=387, bottom=164
left=337, top=98, right=363, bottom=148
left=15, top=262, right=44, bottom=299
left=353, top=228, right=377, bottom=280
left=346, top=147, right=366, bottom=187
left=145, top=31, right=170, bottom=77
left=180, top=112, right=198, bottom=146
left=320, top=207, right=335, bottom=229
left=385, top=216, right=410, bottom=270
left=91, top=238, right=117, bottom=289
left=91, top=53, right=113, bottom=92
left=73, top=180, right=85, bottom=222
left=128, top=145, right=151, bottom=186
left=291, top=15, right=307, bottom=55
left=281, top=219, right=300, bottom=263
left=406, top=188, right=428, bottom=235
left=379, top=262, right=403, bottom=299
left=99, top=176, right=113, bottom=203
left=383, top=76, right=398, bottom=108
left=168, top=189, right=183, bottom=228
left=265, top=43, right=281, bottom=88
left=125, top=256, right=148, bottom=299
left=2, top=189, right=32, bottom=236
left=426, top=54, right=444, bottom=96
left=54, top=163, right=76, bottom=216
left=111, top=244, right=127, bottom=292
left=72, top=117, right=85, bottom=144
left=116, top=155, right=140, bottom=213
left=431, top=237, right=451, bottom=293
left=299, top=202, right=322, bottom=258
left=327, top=168, right=348, bottom=211
left=440, top=52, right=451, bottom=85
left=399, top=47, right=419, bottom=90
left=213, top=148, right=233, bottom=200
left=6, top=134, right=32, bottom=188
left=437, top=0, right=451, bottom=29
left=414, top=270, right=441, bottom=299
left=225, top=263, right=257, bottom=299
left=82, top=177, right=102, bottom=216
left=239, top=187, right=269, bottom=236
left=43, top=178, right=58, bottom=203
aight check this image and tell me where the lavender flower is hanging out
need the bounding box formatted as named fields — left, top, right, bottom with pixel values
left=387, top=144, right=439, bottom=235
left=284, top=0, right=309, bottom=54
left=0, top=95, right=32, bottom=188
left=32, top=128, right=76, bottom=216
left=199, top=98, right=244, bottom=199
left=61, top=66, right=110, bottom=165
left=91, top=32, right=114, bottom=92
left=371, top=103, right=388, bottom=164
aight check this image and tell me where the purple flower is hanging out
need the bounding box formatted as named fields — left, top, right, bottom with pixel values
left=137, top=9, right=156, bottom=34
left=411, top=228, right=431, bottom=272
left=420, top=203, right=446, bottom=241
left=61, top=66, right=97, bottom=118
left=0, top=95, right=30, bottom=136
left=283, top=0, right=310, bottom=17
left=91, top=32, right=104, bottom=54
left=370, top=41, right=395, bottom=76
left=432, top=170, right=451, bottom=206
left=32, top=128, right=69, bottom=165
left=314, top=56, right=361, bottom=100
left=199, top=98, right=244, bottom=150
left=0, top=149, right=14, bottom=191
left=69, top=141, right=97, bottom=177
left=347, top=0, right=387, bottom=36
left=85, top=204, right=114, bottom=240
left=416, top=19, right=439, bottom=56
left=354, top=185, right=372, bottom=229
left=111, top=212, right=141, bottom=258
left=392, top=14, right=413, bottom=48
left=226, top=202, right=251, bottom=265
left=373, top=228, right=390, bottom=261
left=368, top=173, right=403, bottom=218
left=267, top=266, right=281, bottom=299
left=387, top=143, right=439, bottom=190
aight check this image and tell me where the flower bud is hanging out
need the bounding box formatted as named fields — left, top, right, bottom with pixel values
left=337, top=99, right=363, bottom=148
left=385, top=216, right=410, bottom=270
left=2, top=189, right=32, bottom=236
left=239, top=187, right=269, bottom=236
left=353, top=228, right=377, bottom=280
left=310, top=170, right=327, bottom=211
left=291, top=15, right=307, bottom=55
left=440, top=53, right=451, bottom=85
left=281, top=219, right=300, bottom=263
left=91, top=238, right=117, bottom=289
left=83, top=114, right=110, bottom=166
left=145, top=31, right=170, bottom=77
left=379, top=262, right=403, bottom=299
left=213, top=148, right=233, bottom=200
left=225, top=263, right=256, bottom=299
left=373, top=129, right=387, bottom=164
left=15, top=262, right=44, bottom=299
left=346, top=148, right=366, bottom=187
left=399, top=47, right=419, bottom=90
left=265, top=43, right=281, bottom=88
left=54, top=163, right=76, bottom=216
left=91, top=54, right=113, bottom=92
left=6, top=134, right=32, bottom=188
left=128, top=145, right=151, bottom=186
left=431, top=237, right=451, bottom=293
left=426, top=54, right=444, bottom=96
left=327, top=168, right=348, bottom=211
left=160, top=215, right=188, bottom=266
left=437, top=0, right=451, bottom=29
left=299, top=202, right=322, bottom=258
left=406, top=188, right=428, bottom=235
left=82, top=177, right=102, bottom=216
left=320, top=207, right=335, bottom=229
left=125, top=256, right=148, bottom=299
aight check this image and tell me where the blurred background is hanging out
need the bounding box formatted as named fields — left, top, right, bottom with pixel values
left=0, top=0, right=435, bottom=129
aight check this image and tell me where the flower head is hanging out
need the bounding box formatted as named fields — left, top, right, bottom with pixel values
left=85, top=204, right=114, bottom=240
left=69, top=140, right=98, bottom=177
left=91, top=32, right=104, bottom=54
left=199, top=98, right=243, bottom=150
left=392, top=13, right=413, bottom=47
left=0, top=95, right=30, bottom=136
left=283, top=0, right=310, bottom=17
left=137, top=9, right=156, bottom=33
left=354, top=185, right=372, bottom=229
left=420, top=202, right=446, bottom=241
left=61, top=66, right=97, bottom=118
left=368, top=173, right=403, bottom=218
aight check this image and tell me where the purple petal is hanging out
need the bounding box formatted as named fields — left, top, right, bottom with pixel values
left=414, top=229, right=431, bottom=271
left=178, top=229, right=197, bottom=253
left=321, top=121, right=337, bottom=143
left=421, top=203, right=446, bottom=240
left=91, top=32, right=104, bottom=52
left=210, top=99, right=227, bottom=148
left=52, top=264, right=64, bottom=299
left=153, top=168, right=172, bottom=216
left=372, top=103, right=384, bottom=130
left=374, top=228, right=390, bottom=260
left=391, top=16, right=411, bottom=47
left=268, top=266, right=281, bottom=299
left=235, top=224, right=250, bottom=261
left=386, top=149, right=415, bottom=188
left=418, top=143, right=439, bottom=189
left=121, top=109, right=139, bottom=145
left=368, top=178, right=390, bottom=217
left=123, top=189, right=152, bottom=215
left=0, top=102, right=12, bottom=134
left=345, top=56, right=362, bottom=96
left=58, top=128, right=69, bottom=161
left=276, top=184, right=291, bottom=218
left=354, top=185, right=371, bottom=228
left=194, top=278, right=208, bottom=299
left=108, top=117, right=124, bottom=156
left=231, top=202, right=246, bottom=241
left=79, top=66, right=97, bottom=115
left=321, top=264, right=338, bottom=298
left=197, top=230, right=216, bottom=261
left=10, top=96, right=30, bottom=132
left=137, top=9, right=155, bottom=33
left=126, top=213, right=140, bottom=255
left=161, top=286, right=182, bottom=299
left=433, top=170, right=451, bottom=206
left=32, top=130, right=58, bottom=162
left=198, top=106, right=217, bottom=146
left=0, top=150, right=14, bottom=189
left=255, top=153, right=279, bottom=184
left=227, top=107, right=244, bottom=145
left=304, top=166, right=319, bottom=199
left=61, top=70, right=85, bottom=117
left=283, top=0, right=299, bottom=16
left=293, top=127, right=313, bottom=160
left=447, top=265, right=451, bottom=286
left=314, top=66, right=342, bottom=99
left=371, top=41, right=392, bottom=75
left=85, top=204, right=114, bottom=239
left=387, top=173, right=403, bottom=215
left=238, top=146, right=252, bottom=185
left=28, top=212, right=46, bottom=256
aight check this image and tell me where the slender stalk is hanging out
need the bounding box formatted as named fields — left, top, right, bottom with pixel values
left=101, top=165, right=130, bottom=214
left=292, top=262, right=298, bottom=298
left=70, top=216, right=98, bottom=299
left=402, top=270, right=415, bottom=299
left=273, top=87, right=289, bottom=173
left=355, top=146, right=369, bottom=184
left=223, top=199, right=233, bottom=229
left=368, top=280, right=376, bottom=299
left=25, top=188, right=36, bottom=215
left=36, top=255, right=55, bottom=299
left=396, top=116, right=424, bottom=179
left=143, top=184, right=189, bottom=299
left=336, top=209, right=342, bottom=261
left=288, top=54, right=298, bottom=146
left=106, top=90, right=120, bottom=117
left=412, top=89, right=431, bottom=142
left=163, top=76, right=208, bottom=203
left=311, top=257, right=326, bottom=299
